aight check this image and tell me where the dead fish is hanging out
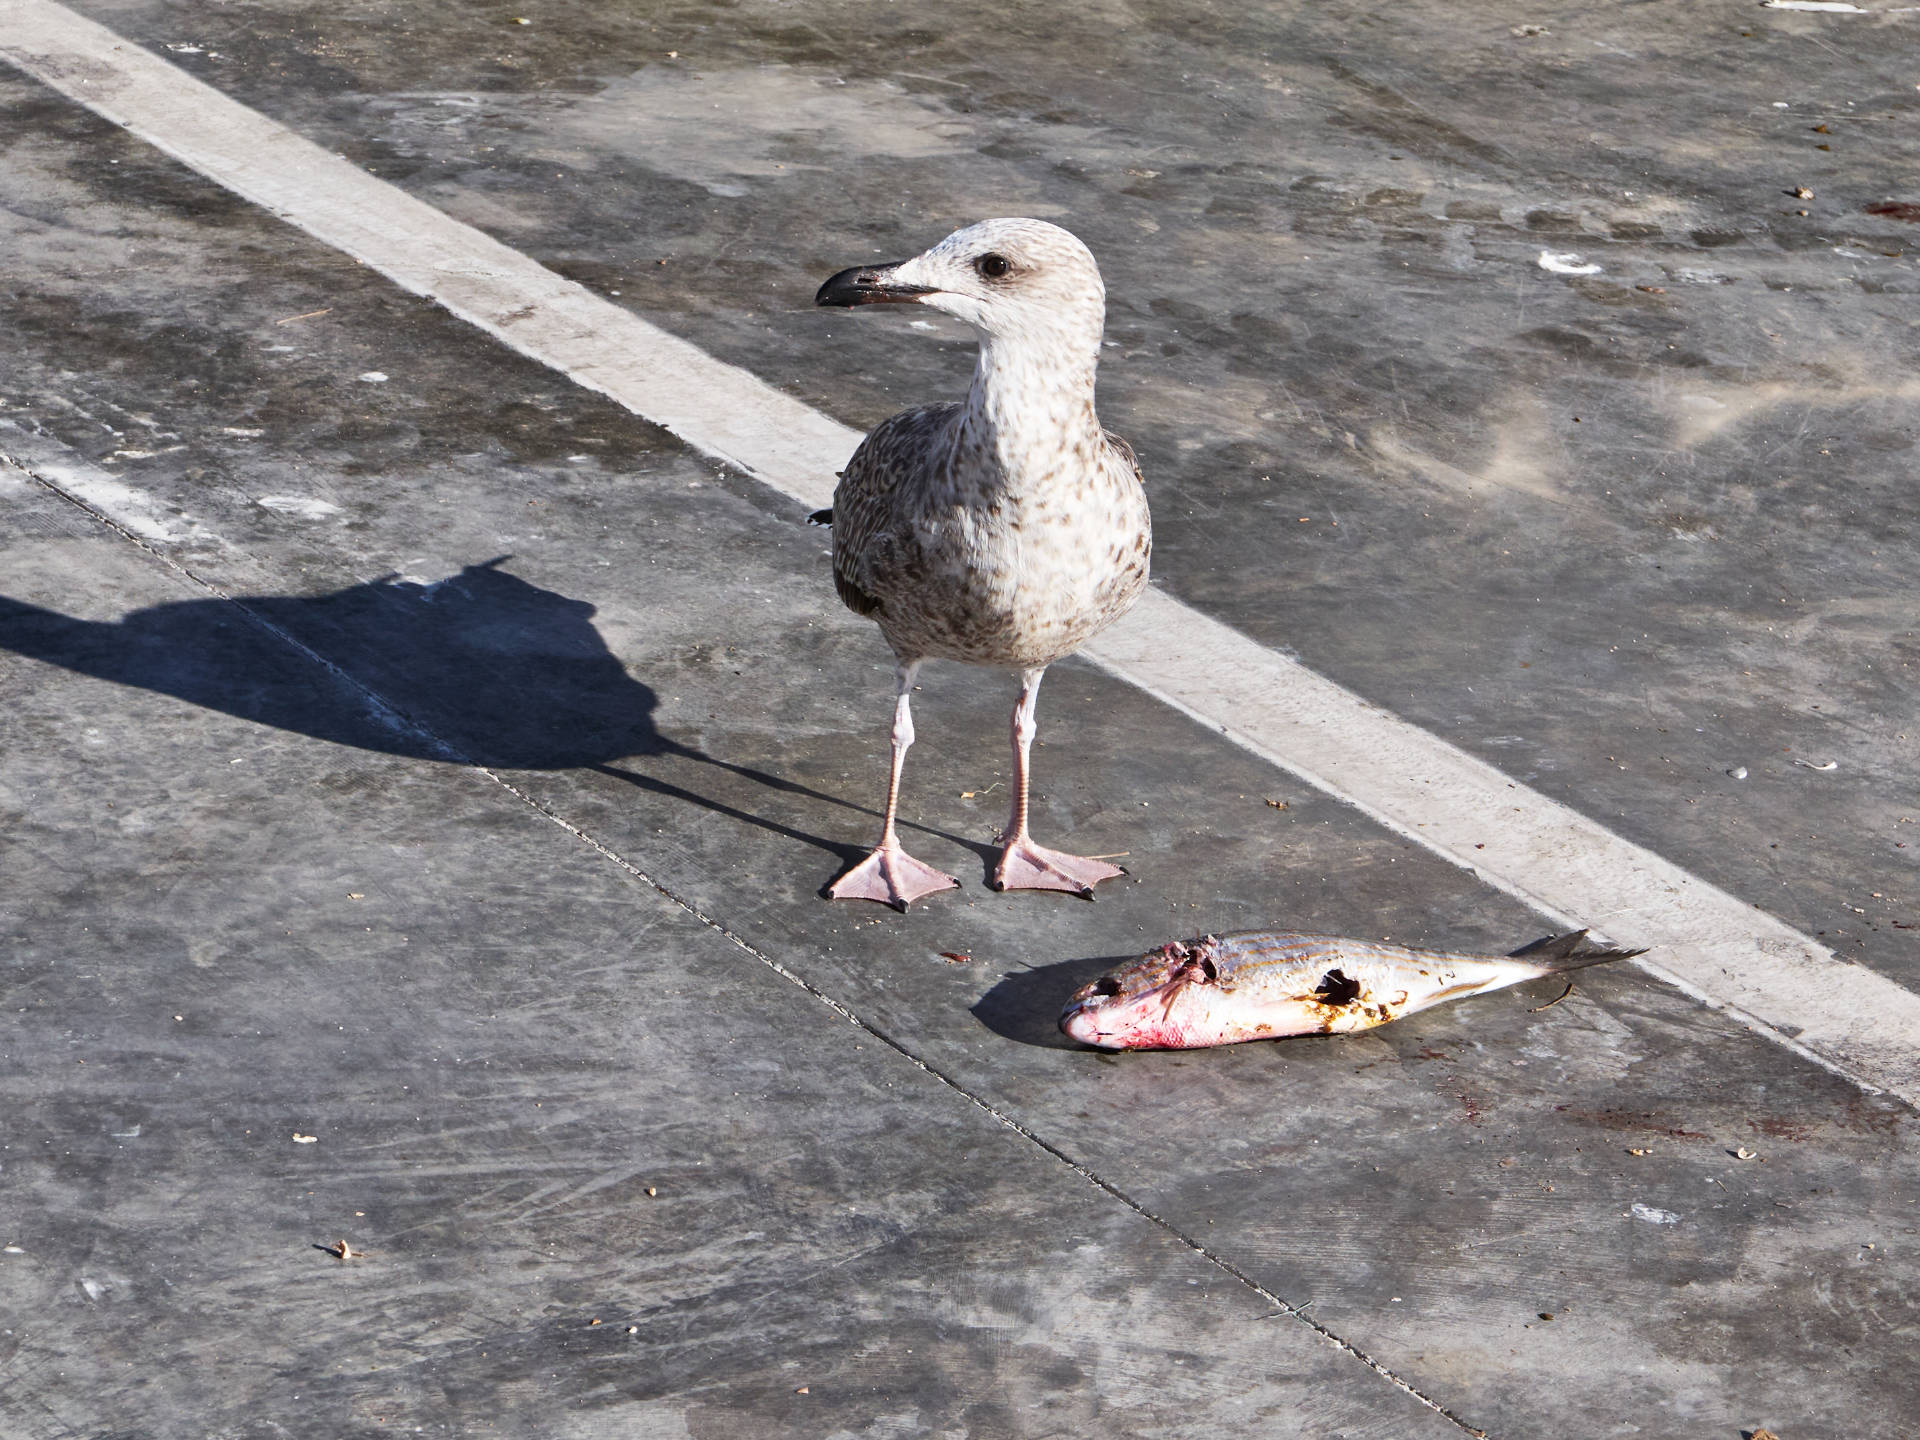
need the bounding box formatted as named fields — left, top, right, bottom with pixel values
left=1059, top=929, right=1645, bottom=1050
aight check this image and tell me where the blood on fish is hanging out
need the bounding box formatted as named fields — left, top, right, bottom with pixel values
left=1060, top=928, right=1646, bottom=1051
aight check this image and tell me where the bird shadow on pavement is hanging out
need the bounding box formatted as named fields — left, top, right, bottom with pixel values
left=971, top=952, right=1132, bottom=1051
left=0, top=555, right=980, bottom=870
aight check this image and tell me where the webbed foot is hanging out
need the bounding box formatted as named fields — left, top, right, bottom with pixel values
left=828, top=843, right=960, bottom=910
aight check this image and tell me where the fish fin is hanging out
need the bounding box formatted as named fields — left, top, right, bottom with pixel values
left=1507, top=929, right=1647, bottom=972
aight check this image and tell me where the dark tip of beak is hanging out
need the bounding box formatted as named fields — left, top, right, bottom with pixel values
left=816, top=262, right=939, bottom=308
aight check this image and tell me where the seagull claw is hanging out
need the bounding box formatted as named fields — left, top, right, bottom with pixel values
left=993, top=838, right=1124, bottom=896
left=827, top=843, right=960, bottom=910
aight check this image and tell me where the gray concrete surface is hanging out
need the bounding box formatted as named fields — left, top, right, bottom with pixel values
left=3, top=2, right=1918, bottom=1436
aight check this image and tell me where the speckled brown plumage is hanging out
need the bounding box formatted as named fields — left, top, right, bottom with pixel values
left=829, top=403, right=1150, bottom=665
left=815, top=217, right=1152, bottom=908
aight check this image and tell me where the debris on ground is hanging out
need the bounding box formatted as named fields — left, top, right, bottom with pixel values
left=1538, top=250, right=1603, bottom=276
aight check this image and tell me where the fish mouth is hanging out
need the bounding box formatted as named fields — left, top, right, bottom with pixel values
left=815, top=262, right=941, bottom=308
left=1058, top=1000, right=1107, bottom=1047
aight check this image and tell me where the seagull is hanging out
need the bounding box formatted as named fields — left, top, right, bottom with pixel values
left=813, top=218, right=1152, bottom=909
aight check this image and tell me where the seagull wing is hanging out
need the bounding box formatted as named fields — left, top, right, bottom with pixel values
left=829, top=403, right=959, bottom=619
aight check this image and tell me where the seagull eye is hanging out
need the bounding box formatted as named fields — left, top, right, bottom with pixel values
left=975, top=253, right=1012, bottom=279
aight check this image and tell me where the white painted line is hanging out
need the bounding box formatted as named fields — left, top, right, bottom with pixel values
left=1088, top=592, right=1920, bottom=1101
left=0, top=1, right=853, bottom=513
left=6, top=1, right=1916, bottom=1104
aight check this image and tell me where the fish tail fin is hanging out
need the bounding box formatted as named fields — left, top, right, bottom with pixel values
left=1507, top=929, right=1647, bottom=973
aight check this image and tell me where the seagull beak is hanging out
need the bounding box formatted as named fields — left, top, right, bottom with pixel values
left=816, top=262, right=940, bottom=308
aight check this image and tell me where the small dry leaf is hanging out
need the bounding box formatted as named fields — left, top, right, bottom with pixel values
left=938, top=951, right=972, bottom=964
left=1265, top=798, right=1289, bottom=810
left=1750, top=1430, right=1781, bottom=1440
left=293, top=1133, right=318, bottom=1144
left=347, top=893, right=364, bottom=900
left=645, top=1186, right=657, bottom=1197
left=1628, top=1147, right=1652, bottom=1156
left=960, top=790, right=976, bottom=799
left=1734, top=1145, right=1759, bottom=1160
left=795, top=1386, right=810, bottom=1395
left=589, top=1318, right=601, bottom=1326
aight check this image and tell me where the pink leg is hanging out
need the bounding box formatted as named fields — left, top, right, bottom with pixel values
left=828, top=661, right=959, bottom=910
left=993, top=667, right=1124, bottom=896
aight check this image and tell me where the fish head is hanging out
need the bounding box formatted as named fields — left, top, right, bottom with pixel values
left=1059, top=938, right=1239, bottom=1050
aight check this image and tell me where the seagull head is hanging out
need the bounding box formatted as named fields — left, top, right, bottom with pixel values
left=816, top=218, right=1106, bottom=351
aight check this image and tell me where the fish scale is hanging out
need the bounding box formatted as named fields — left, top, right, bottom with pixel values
left=1059, top=929, right=1645, bottom=1051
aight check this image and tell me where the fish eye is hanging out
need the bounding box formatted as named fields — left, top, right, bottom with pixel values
left=1090, top=976, right=1123, bottom=997
left=975, top=252, right=1012, bottom=279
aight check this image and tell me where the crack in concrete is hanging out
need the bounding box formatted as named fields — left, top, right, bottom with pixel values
left=7, top=441, right=1492, bottom=1438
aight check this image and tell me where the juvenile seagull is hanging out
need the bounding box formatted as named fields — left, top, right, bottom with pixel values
left=814, top=218, right=1151, bottom=909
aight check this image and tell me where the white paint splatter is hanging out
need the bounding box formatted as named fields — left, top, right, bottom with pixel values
left=255, top=495, right=342, bottom=518
left=1537, top=250, right=1602, bottom=276
left=0, top=421, right=209, bottom=544
left=1631, top=1202, right=1681, bottom=1225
